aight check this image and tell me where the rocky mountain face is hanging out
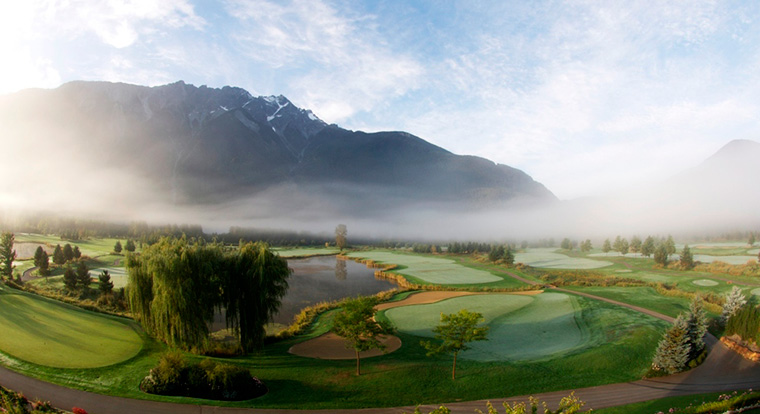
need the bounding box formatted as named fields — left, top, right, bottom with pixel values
left=1, top=81, right=556, bottom=216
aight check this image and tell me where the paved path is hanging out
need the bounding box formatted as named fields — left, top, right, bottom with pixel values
left=2, top=277, right=760, bottom=413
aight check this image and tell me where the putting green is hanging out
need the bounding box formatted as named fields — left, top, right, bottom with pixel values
left=692, top=279, right=719, bottom=287
left=751, top=288, right=760, bottom=296
left=517, top=249, right=613, bottom=269
left=384, top=292, right=591, bottom=361
left=0, top=288, right=142, bottom=368
left=346, top=251, right=501, bottom=284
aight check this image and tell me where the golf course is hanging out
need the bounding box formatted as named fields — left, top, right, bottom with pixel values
left=1, top=235, right=760, bottom=413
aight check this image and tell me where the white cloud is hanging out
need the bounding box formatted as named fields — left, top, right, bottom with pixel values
left=223, top=0, right=424, bottom=123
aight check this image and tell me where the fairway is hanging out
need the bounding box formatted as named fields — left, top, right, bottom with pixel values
left=386, top=292, right=591, bottom=361
left=346, top=251, right=502, bottom=284
left=274, top=247, right=341, bottom=257
left=0, top=288, right=142, bottom=368
left=517, top=249, right=613, bottom=269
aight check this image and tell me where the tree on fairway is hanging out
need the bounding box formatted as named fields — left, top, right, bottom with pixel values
left=52, top=244, right=65, bottom=265
left=580, top=239, right=592, bottom=253
left=685, top=297, right=708, bottom=359
left=422, top=309, right=489, bottom=380
left=332, top=296, right=387, bottom=375
left=613, top=236, right=623, bottom=253
left=602, top=239, right=611, bottom=254
left=113, top=240, right=123, bottom=254
left=125, top=239, right=136, bottom=252
left=73, top=246, right=82, bottom=259
left=630, top=236, right=642, bottom=254
left=560, top=238, right=572, bottom=250
left=38, top=251, right=50, bottom=276
left=642, top=236, right=656, bottom=257
left=504, top=246, right=515, bottom=266
left=619, top=238, right=629, bottom=255
left=652, top=315, right=690, bottom=374
left=721, top=286, right=747, bottom=325
left=63, top=266, right=77, bottom=290
left=665, top=235, right=677, bottom=256
left=63, top=243, right=74, bottom=262
left=680, top=245, right=694, bottom=269
left=98, top=270, right=114, bottom=295
left=76, top=261, right=91, bottom=289
left=335, top=224, right=347, bottom=250
left=0, top=232, right=16, bottom=281
left=654, top=244, right=669, bottom=266
left=34, top=246, right=45, bottom=267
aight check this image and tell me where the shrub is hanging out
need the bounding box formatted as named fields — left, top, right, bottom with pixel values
left=141, top=352, right=266, bottom=401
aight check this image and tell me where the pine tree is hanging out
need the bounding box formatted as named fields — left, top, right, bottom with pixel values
left=685, top=297, right=708, bottom=358
left=52, top=244, right=65, bottom=265
left=750, top=233, right=756, bottom=247
left=654, top=244, right=669, bottom=266
left=73, top=246, right=82, bottom=259
left=76, top=261, right=91, bottom=289
left=652, top=315, right=690, bottom=374
left=33, top=246, right=45, bottom=267
left=113, top=241, right=123, bottom=254
left=721, top=286, right=747, bottom=325
left=0, top=232, right=16, bottom=280
left=38, top=251, right=50, bottom=276
left=98, top=270, right=114, bottom=295
left=125, top=239, right=136, bottom=252
left=63, top=243, right=74, bottom=262
left=680, top=245, right=694, bottom=269
left=63, top=266, right=77, bottom=290
left=613, top=236, right=622, bottom=252
left=630, top=236, right=642, bottom=254
left=504, top=246, right=515, bottom=266
left=665, top=235, right=677, bottom=256
left=619, top=238, right=629, bottom=255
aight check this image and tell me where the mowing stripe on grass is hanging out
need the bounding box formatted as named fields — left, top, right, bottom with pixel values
left=0, top=289, right=142, bottom=368
left=346, top=251, right=502, bottom=284
left=517, top=249, right=613, bottom=269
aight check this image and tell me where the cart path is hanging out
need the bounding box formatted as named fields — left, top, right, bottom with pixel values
left=2, top=288, right=760, bottom=413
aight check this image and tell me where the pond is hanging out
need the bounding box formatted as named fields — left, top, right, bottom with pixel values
left=211, top=255, right=397, bottom=330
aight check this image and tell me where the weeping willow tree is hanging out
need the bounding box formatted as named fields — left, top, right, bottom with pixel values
left=221, top=242, right=290, bottom=352
left=127, top=237, right=290, bottom=353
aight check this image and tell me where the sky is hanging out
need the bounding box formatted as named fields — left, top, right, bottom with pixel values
left=2, top=0, right=759, bottom=200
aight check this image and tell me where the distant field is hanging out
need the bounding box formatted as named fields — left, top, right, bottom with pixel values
left=0, top=288, right=142, bottom=368
left=345, top=251, right=502, bottom=284
left=274, top=247, right=340, bottom=257
left=14, top=233, right=132, bottom=258
left=517, top=248, right=613, bottom=269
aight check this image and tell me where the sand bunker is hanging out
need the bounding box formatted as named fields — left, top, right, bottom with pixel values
left=288, top=290, right=542, bottom=360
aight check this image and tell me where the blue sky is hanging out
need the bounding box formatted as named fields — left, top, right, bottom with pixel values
left=2, top=0, right=759, bottom=199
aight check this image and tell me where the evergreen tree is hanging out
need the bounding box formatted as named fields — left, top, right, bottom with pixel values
left=560, top=238, right=572, bottom=250
left=63, top=243, right=74, bottom=262
left=652, top=315, right=690, bottom=374
left=488, top=245, right=501, bottom=262
left=580, top=239, right=592, bottom=252
left=98, top=270, right=114, bottom=295
left=125, top=239, right=136, bottom=252
left=504, top=246, right=515, bottom=266
left=684, top=297, right=708, bottom=359
left=641, top=236, right=656, bottom=257
left=113, top=240, right=123, bottom=254
left=680, top=245, right=694, bottom=269
left=0, top=232, right=16, bottom=280
left=73, top=246, right=82, bottom=259
left=750, top=233, right=756, bottom=247
left=76, top=261, right=91, bottom=288
left=613, top=236, right=622, bottom=252
left=721, top=286, right=747, bottom=324
left=619, top=238, right=629, bottom=255
left=602, top=239, right=612, bottom=254
left=53, top=244, right=65, bottom=265
left=33, top=246, right=45, bottom=267
left=63, top=266, right=77, bottom=290
left=38, top=251, right=50, bottom=276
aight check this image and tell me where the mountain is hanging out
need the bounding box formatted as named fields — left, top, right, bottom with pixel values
left=0, top=81, right=555, bottom=221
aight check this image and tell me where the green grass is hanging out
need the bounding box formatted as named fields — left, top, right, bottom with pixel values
left=0, top=287, right=142, bottom=368
left=516, top=248, right=613, bottom=269
left=273, top=247, right=341, bottom=257
left=14, top=233, right=135, bottom=258
left=346, top=251, right=503, bottom=285
left=563, top=286, right=691, bottom=318
left=593, top=391, right=758, bottom=414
